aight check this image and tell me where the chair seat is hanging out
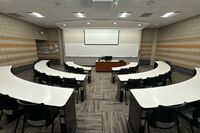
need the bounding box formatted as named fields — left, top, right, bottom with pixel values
left=155, top=121, right=176, bottom=129
left=27, top=120, right=46, bottom=127
left=179, top=106, right=196, bottom=121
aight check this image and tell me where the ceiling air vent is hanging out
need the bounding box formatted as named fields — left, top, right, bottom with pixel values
left=140, top=13, right=153, bottom=17
left=7, top=13, right=23, bottom=18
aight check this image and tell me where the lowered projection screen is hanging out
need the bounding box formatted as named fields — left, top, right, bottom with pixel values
left=85, top=29, right=119, bottom=45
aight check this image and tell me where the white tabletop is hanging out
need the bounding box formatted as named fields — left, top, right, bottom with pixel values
left=118, top=61, right=170, bottom=81
left=0, top=66, right=74, bottom=107
left=35, top=60, right=86, bottom=81
left=112, top=62, right=138, bottom=71
left=131, top=68, right=200, bottom=108
left=65, top=61, right=92, bottom=71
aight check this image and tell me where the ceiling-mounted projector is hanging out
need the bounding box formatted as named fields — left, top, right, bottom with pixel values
left=93, top=0, right=113, bottom=2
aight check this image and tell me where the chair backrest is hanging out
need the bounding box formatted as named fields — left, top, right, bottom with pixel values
left=1, top=95, right=18, bottom=115
left=155, top=74, right=166, bottom=86
left=34, top=69, right=40, bottom=77
left=149, top=103, right=185, bottom=128
left=21, top=101, right=47, bottom=121
left=154, top=62, right=158, bottom=69
left=50, top=76, right=62, bottom=86
left=75, top=68, right=85, bottom=74
left=39, top=73, right=50, bottom=84
left=105, top=56, right=112, bottom=61
left=119, top=68, right=129, bottom=74
left=128, top=67, right=136, bottom=73
left=62, top=78, right=77, bottom=88
left=192, top=108, right=200, bottom=126
left=64, top=63, right=69, bottom=71
left=127, top=79, right=142, bottom=89
left=68, top=66, right=77, bottom=73
left=135, top=65, right=139, bottom=72
left=46, top=61, right=50, bottom=67
left=142, top=77, right=156, bottom=87
left=164, top=70, right=172, bottom=83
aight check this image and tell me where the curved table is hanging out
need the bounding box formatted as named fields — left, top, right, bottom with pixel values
left=129, top=68, right=199, bottom=133
left=118, top=61, right=170, bottom=82
left=34, top=60, right=87, bottom=101
left=0, top=66, right=76, bottom=133
left=112, top=62, right=138, bottom=71
left=65, top=61, right=92, bottom=83
left=65, top=61, right=91, bottom=71
left=117, top=61, right=171, bottom=102
left=112, top=62, right=138, bottom=83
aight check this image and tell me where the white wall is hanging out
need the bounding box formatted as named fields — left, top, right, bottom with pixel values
left=63, top=29, right=141, bottom=57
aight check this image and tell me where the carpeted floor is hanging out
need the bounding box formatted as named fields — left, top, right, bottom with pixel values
left=0, top=64, right=199, bottom=133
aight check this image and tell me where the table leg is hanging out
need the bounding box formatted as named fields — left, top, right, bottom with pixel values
left=80, top=79, right=86, bottom=101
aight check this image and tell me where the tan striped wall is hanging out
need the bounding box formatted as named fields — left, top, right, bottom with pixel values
left=140, top=29, right=156, bottom=60
left=155, top=15, right=200, bottom=69
left=0, top=36, right=38, bottom=67
left=0, top=13, right=46, bottom=67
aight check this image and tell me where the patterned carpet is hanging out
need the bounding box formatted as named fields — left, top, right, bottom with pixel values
left=0, top=64, right=199, bottom=133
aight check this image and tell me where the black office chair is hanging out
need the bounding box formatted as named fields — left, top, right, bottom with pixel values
left=68, top=66, right=77, bottom=73
left=142, top=77, right=156, bottom=88
left=75, top=68, right=85, bottom=74
left=119, top=68, right=129, bottom=74
left=165, top=70, right=172, bottom=84
left=0, top=95, right=23, bottom=123
left=154, top=74, right=166, bottom=87
left=33, top=69, right=40, bottom=83
left=128, top=67, right=136, bottom=73
left=15, top=100, right=59, bottom=133
left=135, top=65, right=139, bottom=73
left=46, top=61, right=50, bottom=67
left=39, top=73, right=50, bottom=85
left=64, top=63, right=69, bottom=72
left=125, top=79, right=142, bottom=105
left=50, top=76, right=62, bottom=86
left=154, top=62, right=158, bottom=69
left=146, top=103, right=185, bottom=133
left=179, top=104, right=200, bottom=133
left=62, top=78, right=80, bottom=104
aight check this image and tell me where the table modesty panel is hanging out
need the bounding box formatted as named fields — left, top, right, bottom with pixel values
left=35, top=60, right=86, bottom=81
left=118, top=61, right=170, bottom=82
left=65, top=61, right=92, bottom=71
left=130, top=68, right=200, bottom=108
left=0, top=66, right=74, bottom=107
left=112, top=62, right=138, bottom=71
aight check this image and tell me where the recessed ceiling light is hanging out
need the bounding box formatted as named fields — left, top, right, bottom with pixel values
left=73, top=12, right=86, bottom=18
left=28, top=12, right=44, bottom=18
left=161, top=12, right=180, bottom=18
left=113, top=22, right=117, bottom=25
left=138, top=24, right=142, bottom=27
left=87, top=22, right=90, bottom=25
left=155, top=23, right=159, bottom=26
left=63, top=24, right=67, bottom=27
left=118, top=12, right=132, bottom=18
